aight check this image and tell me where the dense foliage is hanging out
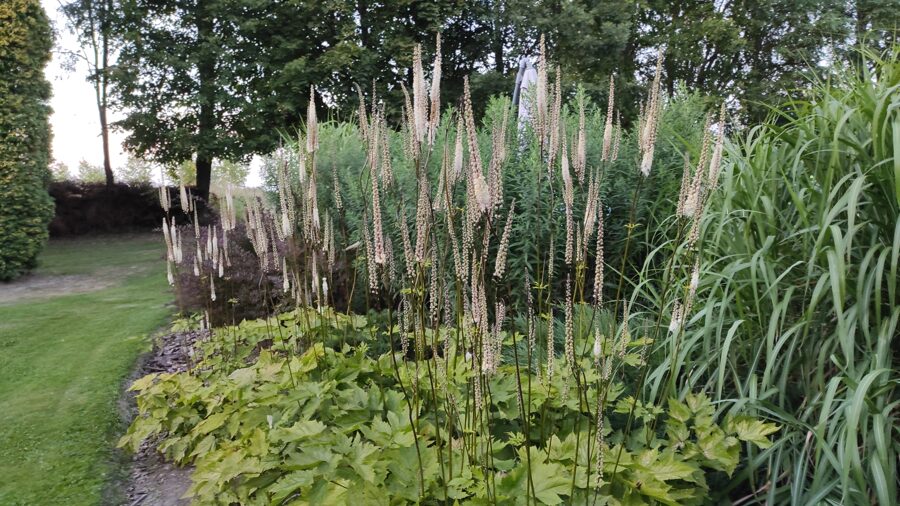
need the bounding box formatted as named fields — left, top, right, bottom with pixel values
left=0, top=0, right=54, bottom=280
left=121, top=308, right=777, bottom=504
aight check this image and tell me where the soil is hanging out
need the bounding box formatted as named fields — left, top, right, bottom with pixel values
left=0, top=273, right=118, bottom=304
left=112, top=330, right=208, bottom=506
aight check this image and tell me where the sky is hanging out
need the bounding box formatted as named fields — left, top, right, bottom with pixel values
left=42, top=0, right=129, bottom=175
left=40, top=0, right=262, bottom=185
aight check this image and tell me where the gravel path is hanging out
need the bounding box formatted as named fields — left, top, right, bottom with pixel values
left=117, top=330, right=207, bottom=506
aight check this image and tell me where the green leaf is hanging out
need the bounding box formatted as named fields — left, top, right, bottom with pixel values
left=269, top=470, right=315, bottom=504
left=726, top=416, right=779, bottom=449
left=271, top=420, right=328, bottom=442
left=667, top=398, right=692, bottom=423
left=192, top=412, right=228, bottom=435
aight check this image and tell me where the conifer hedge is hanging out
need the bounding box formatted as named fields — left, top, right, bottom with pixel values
left=0, top=0, right=54, bottom=280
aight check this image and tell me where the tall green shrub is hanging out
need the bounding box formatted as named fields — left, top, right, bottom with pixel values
left=0, top=0, right=54, bottom=281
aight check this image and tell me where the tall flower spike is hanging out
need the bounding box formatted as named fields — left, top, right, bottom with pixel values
left=601, top=76, right=615, bottom=161
left=640, top=49, right=664, bottom=177
left=488, top=106, right=509, bottom=207
left=576, top=91, right=587, bottom=177
left=548, top=65, right=562, bottom=169
left=179, top=184, right=190, bottom=214
left=362, top=210, right=378, bottom=293
left=668, top=299, right=684, bottom=334
left=307, top=86, right=318, bottom=154
left=464, top=77, right=490, bottom=214
left=158, top=177, right=171, bottom=213
left=593, top=201, right=604, bottom=305
left=583, top=168, right=599, bottom=244
left=162, top=218, right=173, bottom=261
left=331, top=165, right=343, bottom=210
left=412, top=44, right=427, bottom=144
left=452, top=115, right=464, bottom=183
left=429, top=33, right=442, bottom=145
left=493, top=200, right=515, bottom=279
left=545, top=307, right=555, bottom=384
left=525, top=276, right=536, bottom=369
left=611, top=111, right=622, bottom=161
left=682, top=114, right=713, bottom=219
left=371, top=172, right=386, bottom=265
left=564, top=275, right=575, bottom=369
left=400, top=84, right=417, bottom=160
left=561, top=122, right=573, bottom=209
left=708, top=104, right=727, bottom=189
left=414, top=176, right=430, bottom=262
left=677, top=151, right=692, bottom=218
left=446, top=211, right=463, bottom=280
left=564, top=209, right=574, bottom=265
left=536, top=34, right=548, bottom=140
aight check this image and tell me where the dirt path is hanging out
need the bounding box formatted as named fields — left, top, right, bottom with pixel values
left=115, top=330, right=205, bottom=505
left=0, top=265, right=151, bottom=304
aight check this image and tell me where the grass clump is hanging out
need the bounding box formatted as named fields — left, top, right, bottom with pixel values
left=659, top=49, right=900, bottom=504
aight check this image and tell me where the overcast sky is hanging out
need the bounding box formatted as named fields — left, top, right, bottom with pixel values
left=41, top=0, right=262, bottom=185
left=42, top=0, right=129, bottom=175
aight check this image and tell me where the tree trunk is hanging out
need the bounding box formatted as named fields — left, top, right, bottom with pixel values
left=196, top=155, right=212, bottom=203
left=195, top=0, right=215, bottom=201
left=100, top=101, right=113, bottom=187
left=358, top=0, right=369, bottom=47
left=99, top=0, right=114, bottom=186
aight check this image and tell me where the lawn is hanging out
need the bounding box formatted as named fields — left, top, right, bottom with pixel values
left=0, top=234, right=171, bottom=505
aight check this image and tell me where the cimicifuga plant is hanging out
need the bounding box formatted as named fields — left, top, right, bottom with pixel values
left=149, top=34, right=779, bottom=504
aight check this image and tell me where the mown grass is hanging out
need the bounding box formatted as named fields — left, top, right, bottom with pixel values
left=0, top=235, right=171, bottom=505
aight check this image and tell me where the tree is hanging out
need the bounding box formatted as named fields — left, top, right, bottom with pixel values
left=116, top=156, right=154, bottom=184
left=213, top=159, right=248, bottom=186
left=0, top=0, right=55, bottom=280
left=112, top=0, right=255, bottom=201
left=76, top=159, right=105, bottom=182
left=60, top=0, right=118, bottom=186
left=49, top=161, right=71, bottom=181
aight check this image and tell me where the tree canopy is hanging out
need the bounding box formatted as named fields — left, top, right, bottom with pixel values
left=69, top=0, right=899, bottom=197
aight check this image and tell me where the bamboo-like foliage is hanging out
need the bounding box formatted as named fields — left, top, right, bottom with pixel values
left=651, top=49, right=900, bottom=504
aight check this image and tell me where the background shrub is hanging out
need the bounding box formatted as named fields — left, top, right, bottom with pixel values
left=0, top=0, right=54, bottom=281
left=48, top=182, right=165, bottom=236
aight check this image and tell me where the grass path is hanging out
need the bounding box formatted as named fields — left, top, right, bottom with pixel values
left=0, top=235, right=171, bottom=505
